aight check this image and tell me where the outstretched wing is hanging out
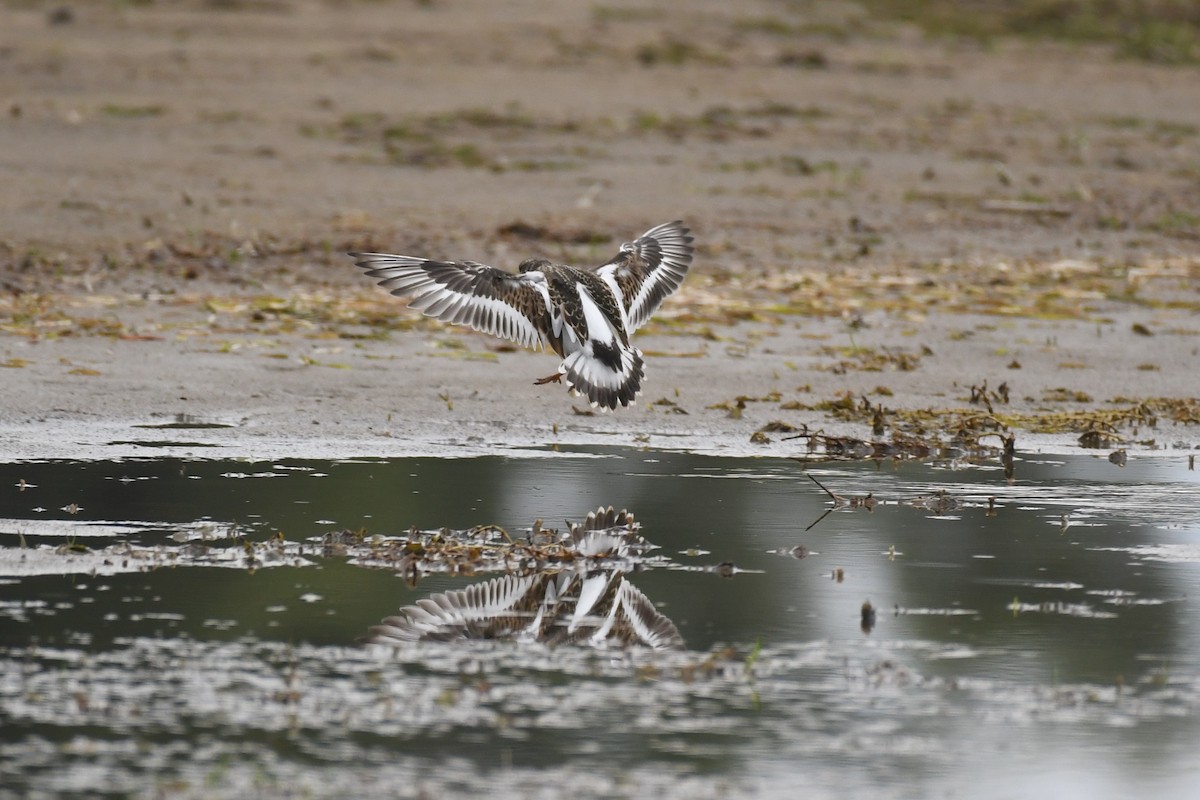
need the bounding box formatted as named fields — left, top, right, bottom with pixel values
left=595, top=220, right=694, bottom=333
left=349, top=253, right=552, bottom=351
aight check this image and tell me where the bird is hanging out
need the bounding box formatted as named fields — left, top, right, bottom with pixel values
left=349, top=220, right=694, bottom=411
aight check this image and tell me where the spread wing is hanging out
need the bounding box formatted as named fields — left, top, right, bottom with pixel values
left=595, top=220, right=694, bottom=333
left=349, top=253, right=552, bottom=350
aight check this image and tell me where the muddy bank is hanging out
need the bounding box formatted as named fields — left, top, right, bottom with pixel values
left=1, top=0, right=1198, bottom=461
left=1, top=296, right=1196, bottom=461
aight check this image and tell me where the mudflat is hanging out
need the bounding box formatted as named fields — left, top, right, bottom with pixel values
left=1, top=0, right=1197, bottom=460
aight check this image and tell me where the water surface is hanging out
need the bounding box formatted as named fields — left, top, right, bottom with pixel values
left=1, top=449, right=1198, bottom=798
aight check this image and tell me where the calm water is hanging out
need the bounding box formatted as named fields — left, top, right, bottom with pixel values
left=1, top=448, right=1199, bottom=798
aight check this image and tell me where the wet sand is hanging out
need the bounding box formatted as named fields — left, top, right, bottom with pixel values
left=1, top=0, right=1198, bottom=461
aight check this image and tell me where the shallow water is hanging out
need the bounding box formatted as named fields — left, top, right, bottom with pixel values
left=1, top=448, right=1199, bottom=798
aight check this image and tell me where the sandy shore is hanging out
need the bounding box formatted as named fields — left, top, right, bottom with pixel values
left=2, top=292, right=1196, bottom=461
left=1, top=0, right=1197, bottom=461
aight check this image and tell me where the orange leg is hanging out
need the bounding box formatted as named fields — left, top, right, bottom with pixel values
left=533, top=372, right=563, bottom=385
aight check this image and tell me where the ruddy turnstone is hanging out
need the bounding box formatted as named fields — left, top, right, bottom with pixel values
left=350, top=220, right=694, bottom=410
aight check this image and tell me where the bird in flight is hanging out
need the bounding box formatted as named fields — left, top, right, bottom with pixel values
left=350, top=220, right=694, bottom=411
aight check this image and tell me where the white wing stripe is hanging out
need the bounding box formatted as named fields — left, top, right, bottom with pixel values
left=597, top=270, right=631, bottom=333
left=354, top=255, right=549, bottom=351
left=468, top=294, right=543, bottom=349
left=576, top=283, right=617, bottom=345
left=628, top=262, right=686, bottom=328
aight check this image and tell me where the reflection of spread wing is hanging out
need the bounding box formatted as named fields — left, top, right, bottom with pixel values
left=362, top=506, right=681, bottom=649
left=364, top=570, right=684, bottom=650
left=365, top=573, right=543, bottom=643
left=350, top=253, right=552, bottom=350
left=595, top=220, right=694, bottom=333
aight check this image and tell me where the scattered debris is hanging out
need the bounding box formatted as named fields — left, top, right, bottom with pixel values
left=861, top=600, right=876, bottom=634
left=751, top=420, right=800, bottom=443
left=904, top=490, right=962, bottom=514
left=978, top=199, right=1072, bottom=216
left=1079, top=428, right=1122, bottom=449
left=786, top=425, right=1012, bottom=466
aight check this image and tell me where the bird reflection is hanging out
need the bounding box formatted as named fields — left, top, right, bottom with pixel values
left=363, top=506, right=683, bottom=650
left=364, top=568, right=683, bottom=649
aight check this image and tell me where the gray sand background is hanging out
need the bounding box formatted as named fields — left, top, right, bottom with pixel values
left=1, top=0, right=1197, bottom=461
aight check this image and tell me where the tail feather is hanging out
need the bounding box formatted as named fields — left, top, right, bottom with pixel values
left=560, top=346, right=645, bottom=411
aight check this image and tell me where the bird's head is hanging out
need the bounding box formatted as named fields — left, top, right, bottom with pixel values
left=518, top=257, right=551, bottom=274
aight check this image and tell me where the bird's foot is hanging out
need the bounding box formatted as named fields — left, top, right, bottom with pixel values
left=533, top=372, right=563, bottom=386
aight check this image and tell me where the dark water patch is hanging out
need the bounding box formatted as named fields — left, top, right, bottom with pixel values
left=1, top=449, right=1198, bottom=798
left=106, top=439, right=225, bottom=448
left=133, top=422, right=235, bottom=430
